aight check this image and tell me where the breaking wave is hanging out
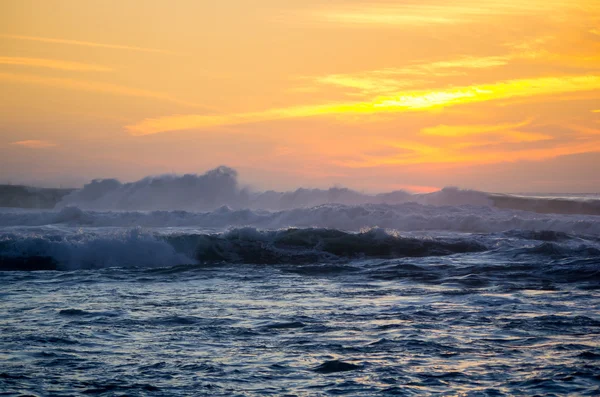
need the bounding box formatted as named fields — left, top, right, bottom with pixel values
left=0, top=228, right=486, bottom=270
left=0, top=229, right=191, bottom=270
left=1, top=227, right=599, bottom=279
left=0, top=166, right=584, bottom=215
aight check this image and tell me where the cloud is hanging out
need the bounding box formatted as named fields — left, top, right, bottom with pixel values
left=421, top=120, right=532, bottom=137
left=314, top=74, right=422, bottom=96
left=10, top=140, right=57, bottom=149
left=505, top=35, right=555, bottom=53
left=454, top=131, right=553, bottom=147
left=307, top=1, right=592, bottom=27
left=0, top=56, right=112, bottom=72
left=308, top=31, right=599, bottom=100
left=412, top=56, right=510, bottom=71
left=0, top=72, right=208, bottom=109
left=313, top=7, right=461, bottom=26
left=0, top=34, right=175, bottom=54
left=372, top=75, right=600, bottom=109
left=310, top=55, right=508, bottom=96
left=126, top=74, right=600, bottom=135
left=566, top=124, right=600, bottom=135
left=420, top=119, right=552, bottom=150
left=328, top=115, right=597, bottom=169
left=336, top=138, right=600, bottom=168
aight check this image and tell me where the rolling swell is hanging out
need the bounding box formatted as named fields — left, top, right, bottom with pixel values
left=178, top=228, right=486, bottom=264
left=0, top=228, right=486, bottom=270
left=2, top=203, right=600, bottom=235
left=2, top=227, right=600, bottom=273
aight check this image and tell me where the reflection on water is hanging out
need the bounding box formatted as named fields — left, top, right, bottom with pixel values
left=1, top=257, right=599, bottom=396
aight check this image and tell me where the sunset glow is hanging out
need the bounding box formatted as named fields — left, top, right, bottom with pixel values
left=1, top=0, right=599, bottom=192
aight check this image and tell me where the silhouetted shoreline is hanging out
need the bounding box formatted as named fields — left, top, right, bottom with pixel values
left=0, top=185, right=74, bottom=209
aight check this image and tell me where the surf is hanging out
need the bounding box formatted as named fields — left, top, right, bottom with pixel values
left=2, top=167, right=598, bottom=216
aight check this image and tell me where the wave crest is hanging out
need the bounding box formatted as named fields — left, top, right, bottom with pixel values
left=0, top=229, right=192, bottom=270
left=1, top=203, right=599, bottom=235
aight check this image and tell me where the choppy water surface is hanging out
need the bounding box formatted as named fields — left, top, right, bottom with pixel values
left=2, top=192, right=600, bottom=395
left=2, top=233, right=600, bottom=396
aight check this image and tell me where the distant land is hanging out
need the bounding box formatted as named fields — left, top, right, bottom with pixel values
left=0, top=185, right=74, bottom=209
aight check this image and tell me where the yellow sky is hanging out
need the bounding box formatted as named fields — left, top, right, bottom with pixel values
left=1, top=0, right=599, bottom=192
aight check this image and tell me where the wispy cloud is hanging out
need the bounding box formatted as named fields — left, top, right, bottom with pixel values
left=566, top=124, right=600, bottom=135
left=0, top=34, right=175, bottom=54
left=411, top=56, right=510, bottom=71
left=310, top=32, right=599, bottom=100
left=0, top=72, right=208, bottom=109
left=505, top=35, right=555, bottom=53
left=127, top=74, right=600, bottom=135
left=0, top=56, right=112, bottom=72
left=449, top=131, right=552, bottom=148
left=420, top=120, right=552, bottom=152
left=313, top=7, right=460, bottom=26
left=337, top=138, right=600, bottom=168
left=308, top=1, right=589, bottom=27
left=311, top=55, right=509, bottom=95
left=314, top=74, right=426, bottom=96
left=10, top=140, right=57, bottom=149
left=371, top=76, right=600, bottom=110
left=421, top=119, right=532, bottom=137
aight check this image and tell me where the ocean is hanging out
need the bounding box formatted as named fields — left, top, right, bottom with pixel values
left=1, top=174, right=599, bottom=396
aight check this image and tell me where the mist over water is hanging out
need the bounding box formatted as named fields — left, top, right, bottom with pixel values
left=52, top=166, right=600, bottom=215
left=57, top=166, right=417, bottom=211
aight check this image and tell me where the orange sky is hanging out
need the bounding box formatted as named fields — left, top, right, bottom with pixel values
left=1, top=0, right=599, bottom=192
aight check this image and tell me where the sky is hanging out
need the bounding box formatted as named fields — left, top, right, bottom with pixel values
left=0, top=0, right=599, bottom=193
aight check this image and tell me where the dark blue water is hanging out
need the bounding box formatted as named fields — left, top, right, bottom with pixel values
left=2, top=225, right=600, bottom=396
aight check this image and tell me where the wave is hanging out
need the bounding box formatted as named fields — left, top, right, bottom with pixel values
left=0, top=227, right=486, bottom=270
left=59, top=167, right=489, bottom=211
left=2, top=226, right=600, bottom=271
left=54, top=166, right=418, bottom=211
left=2, top=166, right=597, bottom=216
left=0, top=229, right=191, bottom=270
left=2, top=203, right=600, bottom=235
left=180, top=227, right=487, bottom=264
